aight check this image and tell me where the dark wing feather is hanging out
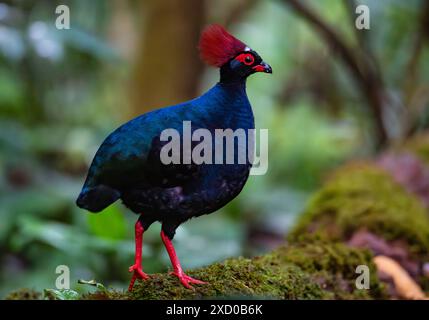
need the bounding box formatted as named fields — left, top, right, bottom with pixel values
left=76, top=102, right=202, bottom=212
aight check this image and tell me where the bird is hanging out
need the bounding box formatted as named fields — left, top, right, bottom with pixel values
left=76, top=24, right=272, bottom=291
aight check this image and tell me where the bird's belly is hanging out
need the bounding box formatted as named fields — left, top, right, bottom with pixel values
left=121, top=163, right=251, bottom=220
left=190, top=163, right=250, bottom=209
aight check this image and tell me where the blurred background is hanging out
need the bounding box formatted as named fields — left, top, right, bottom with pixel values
left=1, top=0, right=429, bottom=296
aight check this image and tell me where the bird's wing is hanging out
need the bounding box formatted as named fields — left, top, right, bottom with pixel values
left=83, top=102, right=206, bottom=190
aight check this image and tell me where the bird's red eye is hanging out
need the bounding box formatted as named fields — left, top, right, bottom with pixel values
left=235, top=53, right=254, bottom=66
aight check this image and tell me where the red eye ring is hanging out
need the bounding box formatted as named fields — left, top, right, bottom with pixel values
left=235, top=53, right=254, bottom=66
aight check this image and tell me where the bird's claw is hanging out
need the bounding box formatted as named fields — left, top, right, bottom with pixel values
left=128, top=264, right=149, bottom=280
left=128, top=264, right=149, bottom=292
left=170, top=271, right=207, bottom=289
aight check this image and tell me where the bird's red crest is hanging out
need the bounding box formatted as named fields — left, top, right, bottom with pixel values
left=199, top=24, right=247, bottom=67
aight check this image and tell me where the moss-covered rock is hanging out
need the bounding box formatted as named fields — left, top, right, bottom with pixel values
left=280, top=241, right=386, bottom=299
left=125, top=256, right=324, bottom=300
left=289, top=162, right=429, bottom=261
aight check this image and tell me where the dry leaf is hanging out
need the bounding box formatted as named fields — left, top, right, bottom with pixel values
left=374, top=255, right=427, bottom=300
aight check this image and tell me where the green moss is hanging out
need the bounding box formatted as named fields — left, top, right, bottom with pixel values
left=279, top=242, right=386, bottom=299
left=79, top=241, right=385, bottom=300
left=121, top=254, right=326, bottom=300
left=289, top=162, right=429, bottom=259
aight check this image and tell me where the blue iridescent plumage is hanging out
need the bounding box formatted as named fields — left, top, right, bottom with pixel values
left=77, top=81, right=257, bottom=237
left=76, top=24, right=272, bottom=291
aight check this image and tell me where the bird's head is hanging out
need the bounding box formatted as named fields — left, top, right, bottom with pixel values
left=199, top=24, right=272, bottom=84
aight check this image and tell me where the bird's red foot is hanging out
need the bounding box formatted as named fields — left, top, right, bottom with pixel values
left=128, top=264, right=149, bottom=291
left=129, top=264, right=149, bottom=279
left=170, top=271, right=207, bottom=289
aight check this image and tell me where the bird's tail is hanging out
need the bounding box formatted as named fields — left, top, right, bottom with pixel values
left=76, top=185, right=120, bottom=213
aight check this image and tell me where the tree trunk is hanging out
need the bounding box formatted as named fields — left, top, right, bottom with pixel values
left=129, top=0, right=205, bottom=116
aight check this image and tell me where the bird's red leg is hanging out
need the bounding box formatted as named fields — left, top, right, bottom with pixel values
left=128, top=219, right=149, bottom=291
left=160, top=230, right=207, bottom=289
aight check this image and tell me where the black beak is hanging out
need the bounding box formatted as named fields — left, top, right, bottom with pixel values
left=253, top=61, right=272, bottom=74
left=261, top=61, right=272, bottom=74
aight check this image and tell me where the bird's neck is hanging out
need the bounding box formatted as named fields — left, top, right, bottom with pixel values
left=200, top=80, right=253, bottom=130
left=213, top=80, right=249, bottom=109
left=219, top=65, right=248, bottom=85
left=217, top=79, right=247, bottom=93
